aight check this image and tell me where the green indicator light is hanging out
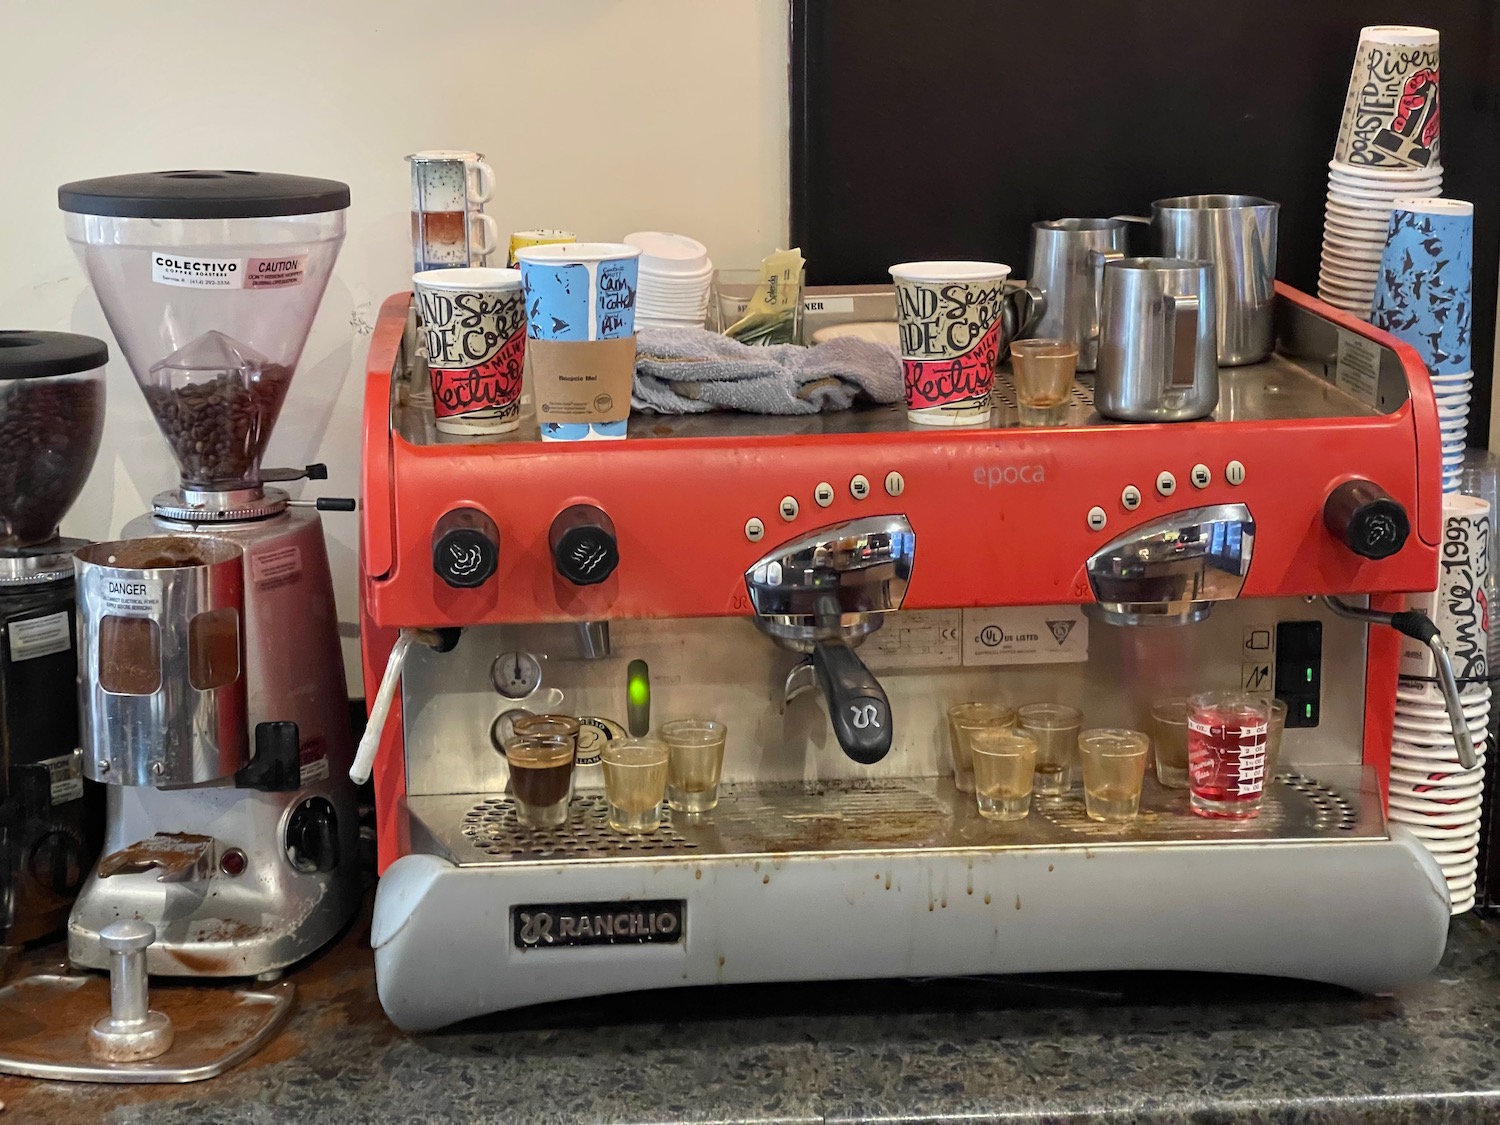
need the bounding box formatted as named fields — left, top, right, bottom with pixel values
left=626, top=659, right=651, bottom=736
left=1305, top=667, right=1314, bottom=683
left=1304, top=703, right=1313, bottom=718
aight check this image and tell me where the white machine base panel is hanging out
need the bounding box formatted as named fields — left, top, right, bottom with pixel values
left=373, top=771, right=1450, bottom=1031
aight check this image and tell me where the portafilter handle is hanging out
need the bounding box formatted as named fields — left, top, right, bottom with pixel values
left=1323, top=597, right=1477, bottom=770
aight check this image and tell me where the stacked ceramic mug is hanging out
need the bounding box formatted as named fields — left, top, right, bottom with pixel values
left=627, top=231, right=713, bottom=330
left=1371, top=198, right=1475, bottom=492
left=1392, top=494, right=1490, bottom=915
left=1319, top=26, right=1442, bottom=319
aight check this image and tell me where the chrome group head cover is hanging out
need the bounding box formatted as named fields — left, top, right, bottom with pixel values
left=1086, top=504, right=1255, bottom=626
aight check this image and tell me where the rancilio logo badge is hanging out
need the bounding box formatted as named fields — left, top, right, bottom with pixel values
left=513, top=900, right=685, bottom=950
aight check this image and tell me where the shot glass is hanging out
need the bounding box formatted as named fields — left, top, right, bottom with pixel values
left=1077, top=728, right=1150, bottom=822
left=1010, top=337, right=1079, bottom=424
left=661, top=718, right=727, bottom=814
left=1017, top=703, right=1083, bottom=796
left=1187, top=692, right=1270, bottom=820
left=1265, top=698, right=1288, bottom=778
left=969, top=728, right=1038, bottom=821
left=1148, top=697, right=1191, bottom=789
left=601, top=737, right=670, bottom=834
left=947, top=702, right=1018, bottom=794
left=504, top=726, right=579, bottom=829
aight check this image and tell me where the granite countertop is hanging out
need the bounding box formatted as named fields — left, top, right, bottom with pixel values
left=3, top=907, right=1498, bottom=1125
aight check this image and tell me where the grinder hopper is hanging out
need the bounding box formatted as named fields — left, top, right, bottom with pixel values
left=59, top=171, right=349, bottom=496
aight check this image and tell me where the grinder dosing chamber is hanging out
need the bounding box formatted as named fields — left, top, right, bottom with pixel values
left=74, top=538, right=247, bottom=786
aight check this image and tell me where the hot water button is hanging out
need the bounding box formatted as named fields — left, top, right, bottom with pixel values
left=550, top=504, right=620, bottom=586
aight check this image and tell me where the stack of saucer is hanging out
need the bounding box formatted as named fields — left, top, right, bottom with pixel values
left=1390, top=680, right=1488, bottom=914
left=626, top=231, right=713, bottom=330
left=1320, top=162, right=1444, bottom=317
left=1319, top=25, right=1443, bottom=319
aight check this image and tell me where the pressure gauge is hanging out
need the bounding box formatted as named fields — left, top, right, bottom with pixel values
left=491, top=651, right=543, bottom=699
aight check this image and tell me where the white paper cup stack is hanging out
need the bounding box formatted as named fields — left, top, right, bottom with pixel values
left=627, top=231, right=713, bottom=330
left=1393, top=494, right=1490, bottom=914
left=1319, top=26, right=1443, bottom=319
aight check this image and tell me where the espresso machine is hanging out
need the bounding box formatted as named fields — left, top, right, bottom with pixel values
left=0, top=332, right=108, bottom=952
left=360, top=284, right=1453, bottom=1031
left=57, top=171, right=361, bottom=979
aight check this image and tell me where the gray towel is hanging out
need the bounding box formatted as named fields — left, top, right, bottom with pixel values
left=632, top=327, right=903, bottom=415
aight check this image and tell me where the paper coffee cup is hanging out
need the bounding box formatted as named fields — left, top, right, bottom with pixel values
left=889, top=261, right=1011, bottom=426
left=412, top=267, right=526, bottom=435
left=1333, top=26, right=1441, bottom=170
left=1399, top=494, right=1490, bottom=681
left=516, top=242, right=642, bottom=442
left=1371, top=199, right=1474, bottom=376
left=508, top=229, right=576, bottom=268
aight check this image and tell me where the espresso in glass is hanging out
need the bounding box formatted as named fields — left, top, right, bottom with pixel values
left=505, top=736, right=576, bottom=828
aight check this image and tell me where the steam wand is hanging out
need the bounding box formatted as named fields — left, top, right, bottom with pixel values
left=1322, top=596, right=1477, bottom=769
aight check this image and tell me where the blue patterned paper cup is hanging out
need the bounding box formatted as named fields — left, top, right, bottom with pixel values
left=516, top=242, right=641, bottom=342
left=1371, top=198, right=1473, bottom=376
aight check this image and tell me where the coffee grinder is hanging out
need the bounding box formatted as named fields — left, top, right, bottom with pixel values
left=58, top=171, right=360, bottom=978
left=0, top=331, right=107, bottom=952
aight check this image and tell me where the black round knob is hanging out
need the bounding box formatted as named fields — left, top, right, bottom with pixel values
left=1323, top=479, right=1411, bottom=560
left=285, top=797, right=339, bottom=875
left=432, top=508, right=500, bottom=588
left=550, top=504, right=619, bottom=586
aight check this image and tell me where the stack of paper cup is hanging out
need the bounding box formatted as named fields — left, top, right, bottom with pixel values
left=1393, top=494, right=1491, bottom=914
left=1370, top=197, right=1475, bottom=491
left=1319, top=26, right=1443, bottom=318
left=627, top=232, right=713, bottom=330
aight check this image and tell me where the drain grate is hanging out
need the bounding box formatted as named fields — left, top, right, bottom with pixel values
left=461, top=794, right=700, bottom=860
left=993, top=371, right=1095, bottom=411
left=1039, top=775, right=1358, bottom=840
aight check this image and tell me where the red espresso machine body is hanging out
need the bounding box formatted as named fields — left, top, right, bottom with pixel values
left=360, top=284, right=1446, bottom=1031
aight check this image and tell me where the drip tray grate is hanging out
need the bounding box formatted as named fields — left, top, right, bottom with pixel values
left=462, top=795, right=699, bottom=859
left=1039, top=774, right=1360, bottom=839
left=414, top=769, right=1384, bottom=868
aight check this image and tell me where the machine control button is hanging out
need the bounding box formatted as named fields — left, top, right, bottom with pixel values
left=550, top=504, right=619, bottom=586
left=1191, top=463, right=1212, bottom=488
left=814, top=482, right=835, bottom=507
left=1323, top=479, right=1411, bottom=560
left=1156, top=471, right=1177, bottom=497
left=850, top=474, right=871, bottom=500
left=884, top=471, right=906, bottom=497
left=1226, top=460, right=1246, bottom=486
left=1121, top=485, right=1142, bottom=511
left=779, top=495, right=800, bottom=521
left=431, top=507, right=500, bottom=589
left=745, top=517, right=765, bottom=542
left=1087, top=506, right=1108, bottom=532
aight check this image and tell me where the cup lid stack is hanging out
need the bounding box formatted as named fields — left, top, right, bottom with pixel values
left=1319, top=26, right=1442, bottom=319
left=627, top=232, right=713, bottom=331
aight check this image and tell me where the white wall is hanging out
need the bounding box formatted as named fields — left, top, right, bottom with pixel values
left=0, top=0, right=790, bottom=691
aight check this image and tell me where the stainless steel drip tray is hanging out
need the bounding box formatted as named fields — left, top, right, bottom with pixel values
left=406, top=768, right=1383, bottom=868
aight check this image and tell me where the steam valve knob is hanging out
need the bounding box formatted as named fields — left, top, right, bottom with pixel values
left=432, top=508, right=500, bottom=588
left=1323, top=479, right=1410, bottom=560
left=550, top=504, right=619, bottom=586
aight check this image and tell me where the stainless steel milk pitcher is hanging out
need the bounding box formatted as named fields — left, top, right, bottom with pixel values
left=1095, top=257, right=1219, bottom=422
left=1026, top=218, right=1131, bottom=372
left=1120, top=195, right=1279, bottom=366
